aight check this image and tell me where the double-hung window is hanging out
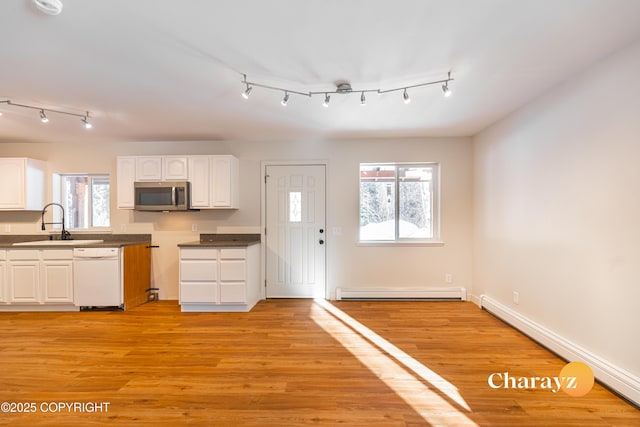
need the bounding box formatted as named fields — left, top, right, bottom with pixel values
left=56, top=174, right=110, bottom=229
left=359, top=163, right=439, bottom=243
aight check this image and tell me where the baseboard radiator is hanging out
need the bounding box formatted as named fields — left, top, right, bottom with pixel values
left=480, top=295, right=640, bottom=407
left=335, top=287, right=467, bottom=301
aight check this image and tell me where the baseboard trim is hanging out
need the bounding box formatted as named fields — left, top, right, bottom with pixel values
left=335, top=286, right=467, bottom=301
left=480, top=295, right=640, bottom=406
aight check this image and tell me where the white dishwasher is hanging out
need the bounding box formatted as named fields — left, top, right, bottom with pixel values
left=73, top=247, right=122, bottom=308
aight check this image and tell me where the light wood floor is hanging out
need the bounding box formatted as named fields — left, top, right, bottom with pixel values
left=0, top=300, right=637, bottom=426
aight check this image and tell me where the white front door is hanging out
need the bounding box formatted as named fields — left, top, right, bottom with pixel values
left=265, top=164, right=326, bottom=298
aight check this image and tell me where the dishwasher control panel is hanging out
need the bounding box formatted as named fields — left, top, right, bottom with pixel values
left=73, top=247, right=119, bottom=258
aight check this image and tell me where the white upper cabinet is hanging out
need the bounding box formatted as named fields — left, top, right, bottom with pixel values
left=189, top=155, right=239, bottom=209
left=0, top=157, right=46, bottom=210
left=210, top=156, right=238, bottom=208
left=188, top=156, right=211, bottom=208
left=135, top=156, right=189, bottom=181
left=117, top=155, right=238, bottom=210
left=135, top=157, right=163, bottom=181
left=117, top=157, right=136, bottom=209
left=163, top=156, right=189, bottom=180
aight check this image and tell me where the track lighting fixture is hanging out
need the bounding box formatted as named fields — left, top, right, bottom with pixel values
left=1, top=100, right=93, bottom=129
left=240, top=71, right=453, bottom=108
left=281, top=91, right=289, bottom=106
left=322, top=93, right=330, bottom=108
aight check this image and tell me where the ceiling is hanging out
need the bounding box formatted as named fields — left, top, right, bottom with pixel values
left=1, top=0, right=640, bottom=144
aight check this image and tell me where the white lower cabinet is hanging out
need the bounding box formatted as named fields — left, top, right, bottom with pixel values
left=179, top=245, right=260, bottom=312
left=180, top=248, right=218, bottom=303
left=3, top=249, right=76, bottom=310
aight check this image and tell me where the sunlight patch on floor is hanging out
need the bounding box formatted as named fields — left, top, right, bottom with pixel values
left=311, top=299, right=477, bottom=426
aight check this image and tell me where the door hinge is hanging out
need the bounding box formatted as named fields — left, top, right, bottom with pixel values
left=264, top=174, right=270, bottom=183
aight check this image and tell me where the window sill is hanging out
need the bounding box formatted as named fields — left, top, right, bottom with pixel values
left=357, top=240, right=445, bottom=247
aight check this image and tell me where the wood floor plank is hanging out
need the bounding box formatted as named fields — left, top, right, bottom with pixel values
left=0, top=300, right=638, bottom=426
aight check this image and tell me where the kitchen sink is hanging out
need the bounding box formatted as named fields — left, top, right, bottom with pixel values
left=12, top=239, right=104, bottom=246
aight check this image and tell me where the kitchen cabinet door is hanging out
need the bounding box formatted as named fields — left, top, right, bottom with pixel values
left=188, top=156, right=211, bottom=208
left=41, top=261, right=74, bottom=303
left=163, top=156, right=189, bottom=180
left=9, top=262, right=40, bottom=303
left=135, top=157, right=163, bottom=181
left=0, top=158, right=46, bottom=210
left=117, top=157, right=136, bottom=209
left=210, top=155, right=239, bottom=208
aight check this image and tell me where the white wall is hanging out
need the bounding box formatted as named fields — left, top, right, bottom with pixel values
left=0, top=136, right=473, bottom=301
left=473, top=39, right=640, bottom=377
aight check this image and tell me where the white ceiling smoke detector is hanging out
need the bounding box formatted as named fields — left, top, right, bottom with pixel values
left=33, top=0, right=63, bottom=16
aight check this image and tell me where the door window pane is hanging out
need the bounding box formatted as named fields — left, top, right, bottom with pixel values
left=289, top=191, right=302, bottom=222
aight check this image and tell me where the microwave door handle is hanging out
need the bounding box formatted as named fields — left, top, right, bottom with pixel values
left=172, top=187, right=177, bottom=206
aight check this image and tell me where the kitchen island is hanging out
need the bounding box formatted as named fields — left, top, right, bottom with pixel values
left=178, top=234, right=261, bottom=312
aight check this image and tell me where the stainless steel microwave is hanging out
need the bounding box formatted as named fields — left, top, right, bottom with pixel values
left=134, top=181, right=191, bottom=211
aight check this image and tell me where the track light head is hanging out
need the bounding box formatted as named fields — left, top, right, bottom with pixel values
left=322, top=93, right=330, bottom=108
left=403, top=88, right=411, bottom=104
left=81, top=116, right=92, bottom=129
left=281, top=92, right=289, bottom=106
left=39, top=110, right=49, bottom=123
left=360, top=92, right=366, bottom=106
left=242, top=85, right=252, bottom=99
left=442, top=82, right=452, bottom=97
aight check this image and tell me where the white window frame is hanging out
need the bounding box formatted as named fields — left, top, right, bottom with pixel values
left=358, top=162, right=442, bottom=246
left=53, top=173, right=111, bottom=231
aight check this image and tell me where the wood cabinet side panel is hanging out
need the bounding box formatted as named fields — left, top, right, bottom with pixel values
left=123, top=244, right=151, bottom=310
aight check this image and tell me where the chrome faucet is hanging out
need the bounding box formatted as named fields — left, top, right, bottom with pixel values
left=41, top=203, right=72, bottom=240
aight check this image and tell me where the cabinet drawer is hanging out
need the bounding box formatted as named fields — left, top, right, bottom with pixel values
left=180, top=283, right=217, bottom=303
left=8, top=250, right=40, bottom=260
left=180, top=248, right=218, bottom=260
left=220, top=283, right=245, bottom=303
left=220, top=260, right=245, bottom=281
left=180, top=260, right=217, bottom=281
left=42, top=249, right=73, bottom=260
left=220, top=248, right=246, bottom=260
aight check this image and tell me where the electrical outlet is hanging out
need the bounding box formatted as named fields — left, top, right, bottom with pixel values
left=4, top=224, right=10, bottom=233
left=192, top=224, right=198, bottom=232
left=445, top=273, right=453, bottom=283
left=120, top=224, right=127, bottom=232
left=513, top=291, right=519, bottom=305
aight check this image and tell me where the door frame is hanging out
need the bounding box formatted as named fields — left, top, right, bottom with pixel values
left=260, top=160, right=329, bottom=300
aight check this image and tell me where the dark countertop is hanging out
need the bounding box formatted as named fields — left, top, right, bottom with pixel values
left=178, top=233, right=261, bottom=248
left=0, top=234, right=152, bottom=249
